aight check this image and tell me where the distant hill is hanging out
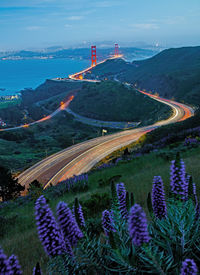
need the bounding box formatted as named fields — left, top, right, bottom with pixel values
left=90, top=46, right=200, bottom=106
left=0, top=47, right=157, bottom=62
left=69, top=81, right=171, bottom=125
left=21, top=80, right=82, bottom=106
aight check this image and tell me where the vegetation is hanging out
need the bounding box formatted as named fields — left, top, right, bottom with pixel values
left=0, top=166, right=24, bottom=201
left=21, top=80, right=82, bottom=106
left=0, top=98, right=21, bottom=110
left=70, top=81, right=171, bottom=124
left=0, top=139, right=199, bottom=273
left=0, top=112, right=104, bottom=171
left=0, top=153, right=200, bottom=274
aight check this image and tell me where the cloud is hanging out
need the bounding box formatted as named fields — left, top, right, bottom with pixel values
left=149, top=16, right=185, bottom=26
left=67, top=15, right=84, bottom=21
left=64, top=24, right=72, bottom=28
left=131, top=23, right=159, bottom=30
left=26, top=26, right=43, bottom=31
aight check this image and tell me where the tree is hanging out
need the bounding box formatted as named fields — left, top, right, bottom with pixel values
left=28, top=180, right=43, bottom=200
left=0, top=166, right=24, bottom=201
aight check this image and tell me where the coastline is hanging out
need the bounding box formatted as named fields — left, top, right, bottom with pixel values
left=0, top=58, right=90, bottom=96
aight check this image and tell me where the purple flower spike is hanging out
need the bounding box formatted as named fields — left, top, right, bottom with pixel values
left=181, top=259, right=198, bottom=275
left=102, top=210, right=115, bottom=236
left=152, top=176, right=167, bottom=219
left=170, top=158, right=188, bottom=200
left=0, top=248, right=11, bottom=274
left=73, top=202, right=85, bottom=228
left=195, top=199, right=200, bottom=221
left=8, top=255, right=22, bottom=275
left=33, top=262, right=42, bottom=275
left=57, top=202, right=83, bottom=248
left=116, top=183, right=128, bottom=219
left=192, top=183, right=198, bottom=206
left=35, top=195, right=66, bottom=257
left=128, top=204, right=151, bottom=246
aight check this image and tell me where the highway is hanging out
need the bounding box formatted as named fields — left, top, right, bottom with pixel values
left=17, top=88, right=194, bottom=190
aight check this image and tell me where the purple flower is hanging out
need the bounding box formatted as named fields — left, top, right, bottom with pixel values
left=35, top=196, right=66, bottom=257
left=192, top=183, right=198, bottom=207
left=116, top=183, right=128, bottom=219
left=184, top=137, right=199, bottom=147
left=195, top=199, right=200, bottom=221
left=0, top=248, right=11, bottom=274
left=8, top=255, right=22, bottom=275
left=170, top=158, right=188, bottom=200
left=102, top=210, right=115, bottom=236
left=57, top=202, right=83, bottom=248
left=128, top=204, right=151, bottom=246
left=181, top=259, right=198, bottom=275
left=73, top=199, right=85, bottom=228
left=152, top=176, right=167, bottom=219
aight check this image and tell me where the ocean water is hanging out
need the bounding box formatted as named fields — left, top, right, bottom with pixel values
left=0, top=58, right=90, bottom=96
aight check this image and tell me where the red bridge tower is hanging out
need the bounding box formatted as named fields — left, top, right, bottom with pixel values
left=91, top=45, right=97, bottom=66
left=115, top=43, right=119, bottom=56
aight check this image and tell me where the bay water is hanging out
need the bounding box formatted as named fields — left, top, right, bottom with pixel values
left=0, top=58, right=90, bottom=96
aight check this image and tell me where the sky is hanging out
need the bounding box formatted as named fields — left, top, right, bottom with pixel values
left=0, top=0, right=200, bottom=51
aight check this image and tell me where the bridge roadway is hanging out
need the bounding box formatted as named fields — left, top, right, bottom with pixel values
left=18, top=92, right=194, bottom=191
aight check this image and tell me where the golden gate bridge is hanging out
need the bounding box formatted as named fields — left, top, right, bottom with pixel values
left=68, top=43, right=122, bottom=81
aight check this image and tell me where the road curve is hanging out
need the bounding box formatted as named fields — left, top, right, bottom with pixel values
left=0, top=95, right=74, bottom=132
left=18, top=89, right=194, bottom=191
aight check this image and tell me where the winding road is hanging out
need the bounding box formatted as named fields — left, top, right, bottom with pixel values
left=17, top=81, right=194, bottom=191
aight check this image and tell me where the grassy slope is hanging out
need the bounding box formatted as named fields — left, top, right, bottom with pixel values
left=70, top=81, right=171, bottom=124
left=0, top=81, right=82, bottom=126
left=0, top=81, right=107, bottom=171
left=1, top=145, right=200, bottom=273
left=0, top=98, right=21, bottom=110
left=123, top=46, right=200, bottom=105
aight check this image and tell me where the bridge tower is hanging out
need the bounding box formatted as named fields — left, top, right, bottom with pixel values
left=115, top=43, right=119, bottom=56
left=91, top=45, right=97, bottom=66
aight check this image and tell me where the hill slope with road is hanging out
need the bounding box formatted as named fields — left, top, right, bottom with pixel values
left=90, top=46, right=200, bottom=106
left=69, top=81, right=171, bottom=125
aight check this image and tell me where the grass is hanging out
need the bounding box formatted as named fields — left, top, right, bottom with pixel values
left=0, top=98, right=21, bottom=110
left=70, top=81, right=171, bottom=125
left=1, top=144, right=200, bottom=273
left=0, top=112, right=106, bottom=171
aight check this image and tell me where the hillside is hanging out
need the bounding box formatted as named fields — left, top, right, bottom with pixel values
left=90, top=46, right=200, bottom=106
left=0, top=80, right=82, bottom=125
left=69, top=81, right=171, bottom=125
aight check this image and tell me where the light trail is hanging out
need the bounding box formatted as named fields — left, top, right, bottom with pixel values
left=0, top=95, right=74, bottom=132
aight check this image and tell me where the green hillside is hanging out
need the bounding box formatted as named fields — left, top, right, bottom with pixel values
left=69, top=81, right=171, bottom=125
left=90, top=46, right=200, bottom=106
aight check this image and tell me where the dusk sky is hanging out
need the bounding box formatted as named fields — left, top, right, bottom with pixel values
left=1, top=0, right=200, bottom=50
